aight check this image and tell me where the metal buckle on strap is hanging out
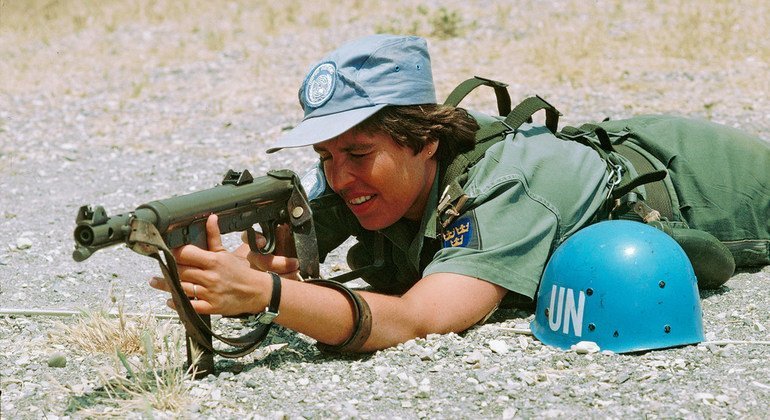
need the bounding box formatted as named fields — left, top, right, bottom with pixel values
left=499, top=119, right=514, bottom=133
left=605, top=164, right=624, bottom=199
left=623, top=192, right=662, bottom=223
left=438, top=185, right=469, bottom=229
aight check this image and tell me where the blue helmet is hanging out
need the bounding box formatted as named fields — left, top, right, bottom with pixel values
left=530, top=220, right=704, bottom=353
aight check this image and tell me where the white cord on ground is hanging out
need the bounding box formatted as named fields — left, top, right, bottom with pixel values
left=0, top=307, right=179, bottom=319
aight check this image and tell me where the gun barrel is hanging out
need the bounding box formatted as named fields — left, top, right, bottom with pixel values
left=72, top=207, right=158, bottom=261
left=72, top=171, right=297, bottom=261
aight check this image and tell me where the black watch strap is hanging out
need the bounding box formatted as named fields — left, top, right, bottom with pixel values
left=256, top=272, right=281, bottom=324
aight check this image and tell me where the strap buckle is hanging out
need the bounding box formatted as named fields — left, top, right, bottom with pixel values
left=623, top=192, right=662, bottom=223
left=438, top=184, right=469, bottom=229
left=605, top=164, right=624, bottom=199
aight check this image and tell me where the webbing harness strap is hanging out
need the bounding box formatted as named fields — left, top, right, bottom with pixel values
left=558, top=124, right=671, bottom=219
left=442, top=76, right=672, bottom=228
left=502, top=95, right=561, bottom=135
left=444, top=76, right=512, bottom=116
left=439, top=78, right=563, bottom=227
left=442, top=89, right=563, bottom=189
left=612, top=144, right=674, bottom=220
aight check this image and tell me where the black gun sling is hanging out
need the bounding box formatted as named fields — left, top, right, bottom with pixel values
left=128, top=218, right=276, bottom=359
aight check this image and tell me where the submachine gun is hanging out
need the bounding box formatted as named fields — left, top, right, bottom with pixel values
left=72, top=169, right=319, bottom=378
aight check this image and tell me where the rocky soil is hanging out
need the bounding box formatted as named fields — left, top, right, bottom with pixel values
left=1, top=1, right=769, bottom=418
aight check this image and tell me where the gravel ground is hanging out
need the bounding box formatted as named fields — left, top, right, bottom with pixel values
left=1, top=2, right=769, bottom=418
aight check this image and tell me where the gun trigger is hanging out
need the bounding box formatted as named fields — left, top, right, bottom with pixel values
left=252, top=223, right=276, bottom=255
left=246, top=227, right=259, bottom=253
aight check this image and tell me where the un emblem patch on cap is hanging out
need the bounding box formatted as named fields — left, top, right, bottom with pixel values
left=442, top=213, right=481, bottom=249
left=303, top=62, right=336, bottom=108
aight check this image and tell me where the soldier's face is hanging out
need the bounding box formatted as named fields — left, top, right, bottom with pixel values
left=314, top=129, right=437, bottom=231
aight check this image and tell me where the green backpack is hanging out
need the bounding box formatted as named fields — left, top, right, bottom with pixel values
left=441, top=76, right=759, bottom=289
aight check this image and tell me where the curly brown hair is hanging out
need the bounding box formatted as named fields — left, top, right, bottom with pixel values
left=351, top=104, right=479, bottom=162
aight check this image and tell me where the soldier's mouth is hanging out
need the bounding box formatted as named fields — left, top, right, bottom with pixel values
left=348, top=195, right=373, bottom=205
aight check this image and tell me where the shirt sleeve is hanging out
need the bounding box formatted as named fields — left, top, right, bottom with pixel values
left=423, top=175, right=559, bottom=300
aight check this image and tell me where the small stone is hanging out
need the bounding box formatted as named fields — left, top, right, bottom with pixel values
left=474, top=370, right=492, bottom=383
left=16, top=237, right=33, bottom=250
left=374, top=366, right=391, bottom=378
left=503, top=407, right=518, bottom=419
left=615, top=372, right=632, bottom=384
left=397, top=372, right=417, bottom=387
left=415, top=384, right=431, bottom=398
left=571, top=341, right=600, bottom=354
left=488, top=339, right=509, bottom=354
left=517, top=371, right=537, bottom=386
left=463, top=350, right=485, bottom=365
left=47, top=353, right=67, bottom=368
left=517, top=336, right=529, bottom=350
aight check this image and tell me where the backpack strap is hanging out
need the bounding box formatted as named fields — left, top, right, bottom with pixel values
left=612, top=144, right=673, bottom=219
left=502, top=95, right=561, bottom=134
left=558, top=124, right=671, bottom=220
left=438, top=78, right=563, bottom=228
left=444, top=76, right=512, bottom=116
left=472, top=95, right=563, bottom=142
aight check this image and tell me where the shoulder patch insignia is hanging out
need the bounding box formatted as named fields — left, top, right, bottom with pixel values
left=441, top=212, right=481, bottom=249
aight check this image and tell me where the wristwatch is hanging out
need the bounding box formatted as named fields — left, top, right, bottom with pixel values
left=255, top=271, right=281, bottom=325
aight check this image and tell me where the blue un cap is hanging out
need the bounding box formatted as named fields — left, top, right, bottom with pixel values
left=267, top=34, right=437, bottom=153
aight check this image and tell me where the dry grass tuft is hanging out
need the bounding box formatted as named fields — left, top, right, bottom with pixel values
left=91, top=323, right=198, bottom=415
left=49, top=301, right=199, bottom=415
left=57, top=322, right=199, bottom=416
left=49, top=303, right=157, bottom=355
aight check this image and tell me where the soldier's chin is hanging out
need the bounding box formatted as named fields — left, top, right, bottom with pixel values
left=354, top=213, right=398, bottom=232
left=357, top=218, right=389, bottom=231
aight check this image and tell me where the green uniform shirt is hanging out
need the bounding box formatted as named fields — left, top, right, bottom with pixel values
left=423, top=123, right=611, bottom=299
left=312, top=121, right=614, bottom=300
